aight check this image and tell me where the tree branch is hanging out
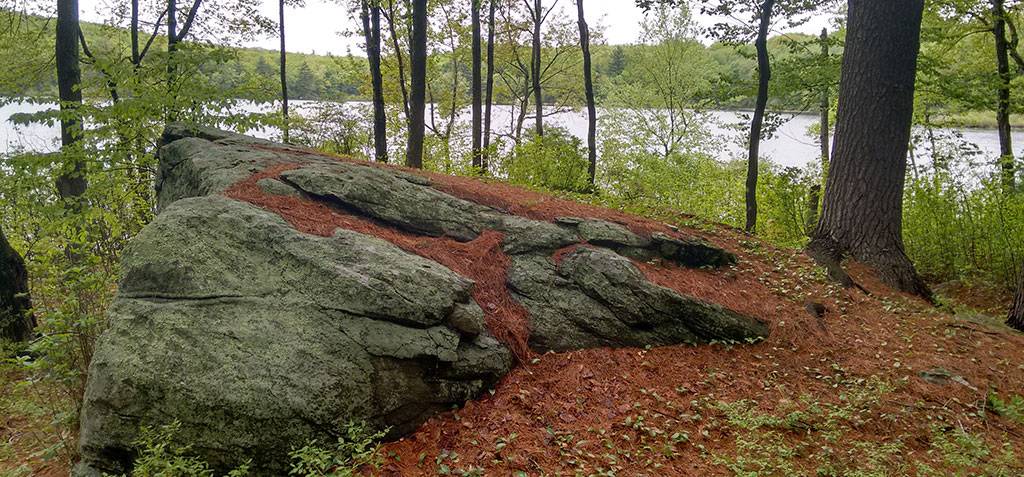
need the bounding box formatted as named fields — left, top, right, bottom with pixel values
left=78, top=29, right=120, bottom=102
left=176, top=0, right=203, bottom=42
left=137, top=8, right=168, bottom=66
left=1007, top=15, right=1024, bottom=73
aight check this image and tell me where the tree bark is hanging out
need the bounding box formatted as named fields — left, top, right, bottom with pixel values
left=406, top=0, right=428, bottom=168
left=363, top=0, right=388, bottom=162
left=993, top=0, right=1016, bottom=192
left=280, top=0, right=290, bottom=143
left=471, top=0, right=483, bottom=168
left=531, top=0, right=544, bottom=137
left=819, top=27, right=830, bottom=172
left=1009, top=263, right=1024, bottom=331
left=482, top=0, right=496, bottom=172
left=0, top=228, right=34, bottom=343
left=56, top=0, right=86, bottom=201
left=807, top=0, right=931, bottom=300
left=577, top=0, right=597, bottom=186
left=745, top=0, right=774, bottom=234
left=168, top=0, right=177, bottom=81
left=131, top=0, right=140, bottom=64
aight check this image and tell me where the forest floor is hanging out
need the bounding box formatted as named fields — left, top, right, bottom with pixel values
left=3, top=158, right=1024, bottom=476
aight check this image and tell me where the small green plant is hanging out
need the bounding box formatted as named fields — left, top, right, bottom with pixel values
left=711, top=377, right=906, bottom=476
left=917, top=426, right=1020, bottom=477
left=987, top=393, right=1024, bottom=424
left=110, top=421, right=250, bottom=477
left=288, top=421, right=387, bottom=477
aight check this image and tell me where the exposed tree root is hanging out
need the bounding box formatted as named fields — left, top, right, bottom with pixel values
left=806, top=236, right=935, bottom=305
left=806, top=237, right=871, bottom=297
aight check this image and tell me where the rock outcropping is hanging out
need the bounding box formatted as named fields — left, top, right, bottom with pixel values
left=74, top=125, right=768, bottom=475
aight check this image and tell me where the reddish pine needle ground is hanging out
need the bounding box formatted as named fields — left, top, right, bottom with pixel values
left=227, top=153, right=1024, bottom=476
left=3, top=151, right=1023, bottom=476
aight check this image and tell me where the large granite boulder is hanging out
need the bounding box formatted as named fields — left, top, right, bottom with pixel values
left=74, top=125, right=768, bottom=476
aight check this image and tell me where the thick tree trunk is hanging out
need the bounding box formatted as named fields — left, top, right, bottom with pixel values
left=993, top=0, right=1016, bottom=191
left=471, top=0, right=483, bottom=168
left=482, top=0, right=496, bottom=172
left=807, top=0, right=931, bottom=300
left=819, top=27, right=830, bottom=172
left=745, top=0, right=774, bottom=233
left=280, top=0, right=290, bottom=143
left=577, top=0, right=597, bottom=186
left=55, top=0, right=86, bottom=201
left=1010, top=263, right=1024, bottom=331
left=363, top=0, right=388, bottom=162
left=0, top=228, right=34, bottom=342
left=406, top=0, right=428, bottom=169
left=531, top=0, right=543, bottom=137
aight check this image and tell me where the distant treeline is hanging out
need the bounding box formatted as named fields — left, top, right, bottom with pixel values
left=0, top=11, right=820, bottom=111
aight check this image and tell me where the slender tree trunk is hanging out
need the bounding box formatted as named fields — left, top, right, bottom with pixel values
left=807, top=0, right=931, bottom=300
left=1009, top=262, right=1024, bottom=331
left=56, top=0, right=86, bottom=201
left=164, top=0, right=201, bottom=118
left=131, top=0, right=140, bottom=64
left=280, top=0, right=290, bottom=143
left=805, top=184, right=821, bottom=236
left=363, top=0, right=388, bottom=162
left=471, top=0, right=483, bottom=168
left=812, top=28, right=829, bottom=238
left=0, top=228, right=34, bottom=343
left=516, top=78, right=528, bottom=142
left=819, top=27, right=830, bottom=172
left=531, top=0, right=543, bottom=137
left=166, top=0, right=179, bottom=122
left=577, top=0, right=597, bottom=186
left=745, top=0, right=774, bottom=233
left=993, top=0, right=1016, bottom=191
left=385, top=0, right=411, bottom=123
left=482, top=0, right=496, bottom=172
left=406, top=0, right=428, bottom=168
left=168, top=0, right=177, bottom=81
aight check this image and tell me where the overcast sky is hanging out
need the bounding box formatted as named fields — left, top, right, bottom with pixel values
left=78, top=0, right=833, bottom=56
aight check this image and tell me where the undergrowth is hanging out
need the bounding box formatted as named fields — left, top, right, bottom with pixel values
left=710, top=377, right=1023, bottom=476
left=94, top=421, right=385, bottom=477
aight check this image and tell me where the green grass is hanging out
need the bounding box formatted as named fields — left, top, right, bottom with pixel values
left=932, top=110, right=1024, bottom=129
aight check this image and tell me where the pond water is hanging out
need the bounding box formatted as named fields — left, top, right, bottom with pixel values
left=2, top=99, right=1021, bottom=172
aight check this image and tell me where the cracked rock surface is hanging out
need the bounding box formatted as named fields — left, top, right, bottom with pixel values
left=76, top=197, right=512, bottom=476
left=75, top=124, right=768, bottom=476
